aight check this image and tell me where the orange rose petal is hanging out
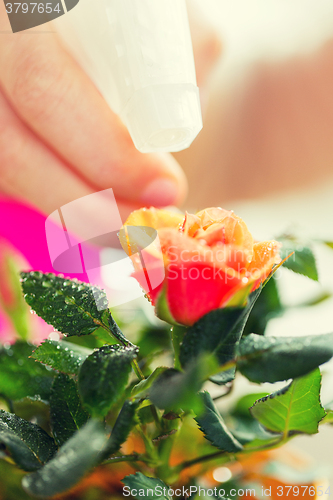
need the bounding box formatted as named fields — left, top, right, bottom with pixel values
left=159, top=228, right=245, bottom=278
left=194, top=223, right=225, bottom=245
left=124, top=207, right=184, bottom=230
left=119, top=225, right=162, bottom=259
left=247, top=241, right=281, bottom=282
left=196, top=207, right=232, bottom=228
left=182, top=211, right=202, bottom=237
left=155, top=229, right=244, bottom=325
left=222, top=216, right=253, bottom=251
left=194, top=215, right=254, bottom=264
left=121, top=207, right=282, bottom=326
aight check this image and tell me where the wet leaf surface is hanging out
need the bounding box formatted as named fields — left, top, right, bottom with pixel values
left=0, top=342, right=54, bottom=401
left=50, top=373, right=89, bottom=447
left=237, top=332, right=333, bottom=383
left=33, top=340, right=91, bottom=375
left=22, top=419, right=108, bottom=498
left=78, top=345, right=138, bottom=418
left=0, top=410, right=57, bottom=471
left=21, top=272, right=108, bottom=336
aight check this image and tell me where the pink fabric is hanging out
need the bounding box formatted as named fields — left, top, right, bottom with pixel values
left=0, top=195, right=95, bottom=281
left=0, top=196, right=102, bottom=343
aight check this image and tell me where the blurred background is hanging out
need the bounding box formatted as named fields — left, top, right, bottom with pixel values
left=178, top=0, right=333, bottom=209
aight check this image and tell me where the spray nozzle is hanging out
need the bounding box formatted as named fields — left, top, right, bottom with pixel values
left=55, top=0, right=203, bottom=153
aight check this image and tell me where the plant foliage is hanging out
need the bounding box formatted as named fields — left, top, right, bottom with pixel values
left=0, top=238, right=329, bottom=500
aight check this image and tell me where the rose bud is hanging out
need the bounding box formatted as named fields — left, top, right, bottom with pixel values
left=119, top=207, right=281, bottom=326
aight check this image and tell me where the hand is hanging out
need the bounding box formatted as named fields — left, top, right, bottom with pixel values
left=0, top=1, right=221, bottom=222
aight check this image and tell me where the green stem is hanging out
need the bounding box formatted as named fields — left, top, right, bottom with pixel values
left=101, top=313, right=145, bottom=383
left=213, top=382, right=234, bottom=401
left=171, top=325, right=187, bottom=370
left=131, top=359, right=161, bottom=428
left=106, top=313, right=134, bottom=348
left=244, top=437, right=285, bottom=453
left=137, top=426, right=159, bottom=464
left=176, top=450, right=228, bottom=471
left=155, top=422, right=179, bottom=483
left=103, top=309, right=164, bottom=433
left=102, top=311, right=163, bottom=435
left=176, top=437, right=284, bottom=472
left=132, top=359, right=145, bottom=381
left=150, top=405, right=162, bottom=430
left=103, top=453, right=142, bottom=464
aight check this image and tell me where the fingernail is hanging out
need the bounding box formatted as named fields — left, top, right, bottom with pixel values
left=141, top=178, right=179, bottom=206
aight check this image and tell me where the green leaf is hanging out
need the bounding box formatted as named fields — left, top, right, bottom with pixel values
left=50, top=373, right=89, bottom=447
left=33, top=340, right=91, bottom=375
left=280, top=239, right=318, bottom=281
left=250, top=369, right=326, bottom=437
left=243, top=277, right=283, bottom=336
left=155, top=285, right=178, bottom=326
left=21, top=272, right=108, bottom=336
left=136, top=405, right=155, bottom=425
left=137, top=325, right=171, bottom=359
left=195, top=392, right=243, bottom=453
left=323, top=410, right=333, bottom=424
left=323, top=241, right=333, bottom=250
left=0, top=249, right=30, bottom=341
left=230, top=393, right=276, bottom=444
left=78, top=345, right=138, bottom=418
left=131, top=367, right=168, bottom=398
left=0, top=410, right=57, bottom=472
left=122, top=472, right=171, bottom=500
left=102, top=400, right=139, bottom=459
left=179, top=287, right=262, bottom=385
left=299, top=290, right=332, bottom=307
left=12, top=398, right=50, bottom=432
left=149, top=355, right=218, bottom=413
left=232, top=393, right=269, bottom=419
left=22, top=419, right=108, bottom=498
left=230, top=420, right=274, bottom=446
left=237, top=332, right=333, bottom=383
left=0, top=342, right=54, bottom=401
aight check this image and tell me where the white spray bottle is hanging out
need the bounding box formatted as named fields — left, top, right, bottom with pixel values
left=54, top=0, right=203, bottom=153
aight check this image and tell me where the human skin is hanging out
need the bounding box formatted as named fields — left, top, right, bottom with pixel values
left=0, top=0, right=221, bottom=222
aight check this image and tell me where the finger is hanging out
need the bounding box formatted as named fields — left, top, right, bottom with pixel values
left=0, top=88, right=140, bottom=234
left=0, top=6, right=187, bottom=207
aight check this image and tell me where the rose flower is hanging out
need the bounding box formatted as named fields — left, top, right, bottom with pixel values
left=120, top=207, right=281, bottom=326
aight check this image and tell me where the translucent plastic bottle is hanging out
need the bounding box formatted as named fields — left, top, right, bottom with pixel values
left=54, top=0, right=203, bottom=153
